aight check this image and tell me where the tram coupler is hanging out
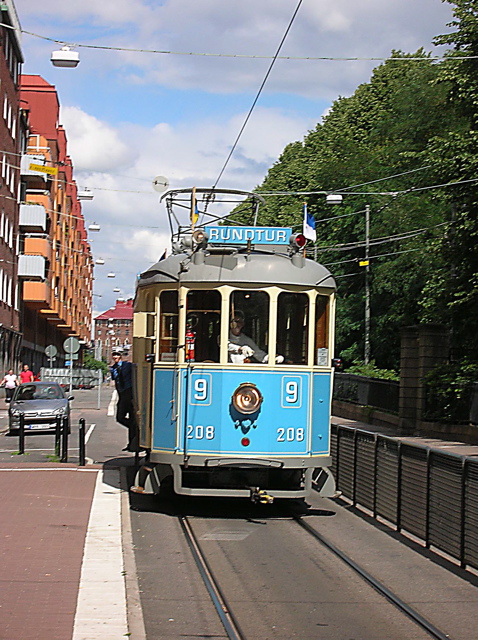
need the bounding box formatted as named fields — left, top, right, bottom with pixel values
left=250, top=487, right=274, bottom=504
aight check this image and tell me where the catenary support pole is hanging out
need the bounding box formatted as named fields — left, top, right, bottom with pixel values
left=364, top=204, right=371, bottom=364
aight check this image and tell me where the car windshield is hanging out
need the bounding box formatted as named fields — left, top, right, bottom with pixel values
left=15, top=384, right=63, bottom=401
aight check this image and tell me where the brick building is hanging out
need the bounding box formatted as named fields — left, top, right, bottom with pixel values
left=18, top=75, right=93, bottom=372
left=95, top=299, right=133, bottom=362
left=0, top=1, right=24, bottom=372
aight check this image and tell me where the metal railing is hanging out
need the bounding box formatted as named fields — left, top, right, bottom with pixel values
left=331, top=423, right=478, bottom=571
left=40, top=367, right=102, bottom=389
left=333, top=373, right=399, bottom=414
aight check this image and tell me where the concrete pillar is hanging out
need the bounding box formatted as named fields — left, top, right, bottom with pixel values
left=399, top=324, right=449, bottom=433
left=399, top=326, right=420, bottom=432
left=416, top=324, right=450, bottom=420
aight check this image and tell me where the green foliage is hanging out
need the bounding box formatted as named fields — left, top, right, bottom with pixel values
left=346, top=360, right=399, bottom=381
left=423, top=359, right=478, bottom=422
left=248, top=3, right=478, bottom=377
left=253, top=49, right=459, bottom=368
left=83, top=352, right=108, bottom=375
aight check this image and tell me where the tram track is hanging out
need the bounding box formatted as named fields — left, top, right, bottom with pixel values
left=294, top=515, right=452, bottom=640
left=178, top=515, right=247, bottom=640
left=179, top=507, right=454, bottom=640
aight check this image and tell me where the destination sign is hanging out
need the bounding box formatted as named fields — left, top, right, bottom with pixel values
left=205, top=226, right=292, bottom=245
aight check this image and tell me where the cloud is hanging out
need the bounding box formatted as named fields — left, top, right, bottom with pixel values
left=17, top=0, right=454, bottom=100
left=68, top=103, right=313, bottom=311
left=60, top=106, right=131, bottom=172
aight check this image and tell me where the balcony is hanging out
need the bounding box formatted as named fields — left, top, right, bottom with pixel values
left=18, top=255, right=46, bottom=279
left=19, top=203, right=47, bottom=232
left=20, top=154, right=49, bottom=179
left=22, top=281, right=51, bottom=308
left=23, top=235, right=52, bottom=262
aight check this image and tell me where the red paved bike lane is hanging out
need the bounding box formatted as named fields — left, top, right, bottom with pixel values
left=0, top=464, right=99, bottom=640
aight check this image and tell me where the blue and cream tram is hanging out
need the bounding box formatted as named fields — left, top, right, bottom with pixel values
left=132, top=188, right=337, bottom=502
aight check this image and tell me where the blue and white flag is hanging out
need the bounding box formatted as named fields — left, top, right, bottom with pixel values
left=303, top=202, right=316, bottom=241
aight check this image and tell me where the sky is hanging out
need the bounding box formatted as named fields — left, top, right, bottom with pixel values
left=13, top=0, right=455, bottom=317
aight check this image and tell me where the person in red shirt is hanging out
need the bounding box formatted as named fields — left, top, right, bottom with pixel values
left=19, top=365, right=34, bottom=384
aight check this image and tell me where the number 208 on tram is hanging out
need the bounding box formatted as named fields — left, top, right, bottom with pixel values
left=133, top=195, right=337, bottom=502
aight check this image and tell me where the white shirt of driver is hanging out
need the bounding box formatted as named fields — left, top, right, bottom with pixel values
left=228, top=331, right=267, bottom=363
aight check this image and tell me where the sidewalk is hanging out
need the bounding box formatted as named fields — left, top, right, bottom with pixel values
left=0, top=464, right=136, bottom=640
left=0, top=386, right=145, bottom=640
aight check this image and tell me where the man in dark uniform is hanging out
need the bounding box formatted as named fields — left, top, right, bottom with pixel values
left=110, top=350, right=139, bottom=452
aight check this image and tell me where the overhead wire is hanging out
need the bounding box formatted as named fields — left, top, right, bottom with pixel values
left=3, top=23, right=475, bottom=62
left=212, top=0, right=304, bottom=188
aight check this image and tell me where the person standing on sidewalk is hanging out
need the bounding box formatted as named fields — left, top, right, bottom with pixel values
left=1, top=369, right=18, bottom=402
left=110, top=350, right=139, bottom=452
left=19, top=364, right=34, bottom=384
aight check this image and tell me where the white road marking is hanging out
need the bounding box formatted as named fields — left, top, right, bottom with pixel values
left=107, top=390, right=117, bottom=416
left=85, top=423, right=96, bottom=443
left=73, top=469, right=128, bottom=639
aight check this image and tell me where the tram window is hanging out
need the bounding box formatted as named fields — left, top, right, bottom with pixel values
left=315, top=295, right=330, bottom=366
left=186, top=290, right=221, bottom=362
left=277, top=293, right=309, bottom=365
left=159, top=291, right=178, bottom=361
left=229, top=291, right=269, bottom=363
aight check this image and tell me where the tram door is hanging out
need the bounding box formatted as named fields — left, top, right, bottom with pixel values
left=186, top=290, right=221, bottom=363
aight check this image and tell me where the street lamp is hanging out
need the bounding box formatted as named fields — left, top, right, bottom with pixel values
left=78, top=188, right=94, bottom=201
left=88, top=223, right=101, bottom=232
left=326, top=194, right=343, bottom=205
left=51, top=46, right=80, bottom=68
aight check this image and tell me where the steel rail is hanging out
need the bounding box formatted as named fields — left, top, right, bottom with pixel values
left=295, top=516, right=453, bottom=640
left=179, top=516, right=247, bottom=640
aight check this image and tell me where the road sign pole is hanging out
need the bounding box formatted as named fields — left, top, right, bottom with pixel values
left=97, top=369, right=102, bottom=410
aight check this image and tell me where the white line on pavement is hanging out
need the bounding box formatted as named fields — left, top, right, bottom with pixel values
left=85, top=423, right=96, bottom=443
left=73, top=469, right=128, bottom=639
left=107, top=390, right=117, bottom=416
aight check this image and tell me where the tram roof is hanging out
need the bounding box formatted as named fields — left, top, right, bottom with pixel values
left=137, top=249, right=336, bottom=290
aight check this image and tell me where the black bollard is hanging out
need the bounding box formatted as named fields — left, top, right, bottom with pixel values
left=79, top=418, right=86, bottom=466
left=55, top=416, right=61, bottom=457
left=19, top=412, right=25, bottom=455
left=61, top=416, right=69, bottom=463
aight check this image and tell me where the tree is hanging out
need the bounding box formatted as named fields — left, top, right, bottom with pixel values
left=417, top=0, right=478, bottom=358
left=83, top=351, right=108, bottom=376
left=254, top=49, right=461, bottom=368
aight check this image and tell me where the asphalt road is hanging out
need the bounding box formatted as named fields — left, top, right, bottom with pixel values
left=128, top=480, right=478, bottom=640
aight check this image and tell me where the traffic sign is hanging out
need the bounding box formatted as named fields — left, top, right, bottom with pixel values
left=45, top=344, right=58, bottom=358
left=63, top=337, right=80, bottom=354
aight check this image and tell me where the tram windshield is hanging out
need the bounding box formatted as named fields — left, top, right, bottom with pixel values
left=229, top=291, right=269, bottom=363
left=277, top=292, right=309, bottom=365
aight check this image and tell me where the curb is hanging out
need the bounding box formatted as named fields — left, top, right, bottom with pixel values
left=120, top=466, right=147, bottom=639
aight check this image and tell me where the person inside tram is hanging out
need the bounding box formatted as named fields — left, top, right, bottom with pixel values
left=228, top=311, right=284, bottom=364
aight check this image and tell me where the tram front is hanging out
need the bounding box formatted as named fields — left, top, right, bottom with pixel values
left=133, top=189, right=337, bottom=502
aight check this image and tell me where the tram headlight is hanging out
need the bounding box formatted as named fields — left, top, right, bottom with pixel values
left=232, top=383, right=263, bottom=415
left=192, top=228, right=209, bottom=247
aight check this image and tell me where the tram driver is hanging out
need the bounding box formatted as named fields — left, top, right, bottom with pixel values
left=228, top=311, right=284, bottom=364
